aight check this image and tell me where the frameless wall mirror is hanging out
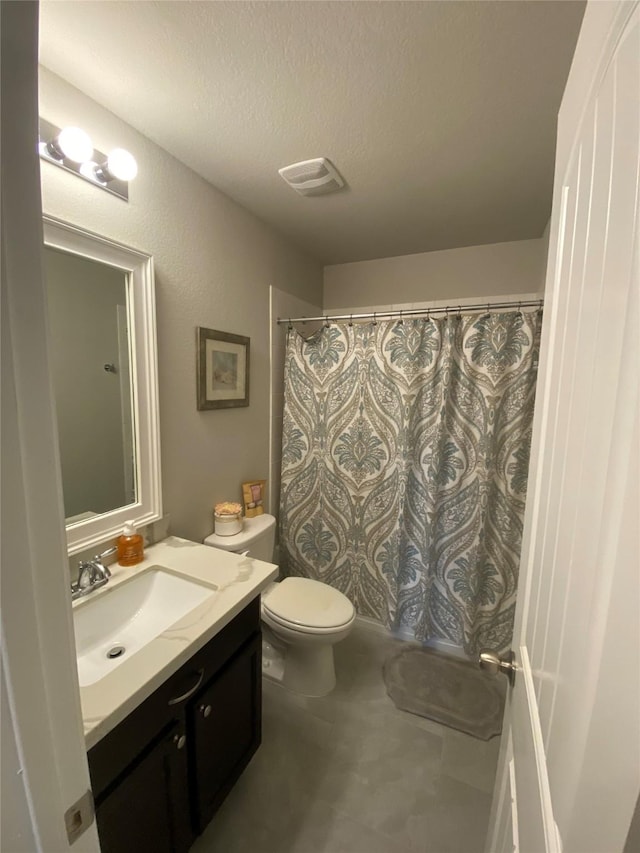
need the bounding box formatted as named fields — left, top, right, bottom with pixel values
left=43, top=216, right=162, bottom=555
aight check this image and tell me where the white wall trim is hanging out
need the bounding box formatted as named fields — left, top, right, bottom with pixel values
left=1, top=3, right=99, bottom=849
left=269, top=285, right=321, bottom=520
left=520, top=646, right=560, bottom=853
left=353, top=614, right=390, bottom=636
left=354, top=615, right=468, bottom=659
left=43, top=215, right=162, bottom=555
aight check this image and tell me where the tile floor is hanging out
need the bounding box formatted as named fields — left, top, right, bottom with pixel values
left=191, top=622, right=501, bottom=853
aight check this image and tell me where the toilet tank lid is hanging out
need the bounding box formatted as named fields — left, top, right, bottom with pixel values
left=203, top=513, right=275, bottom=552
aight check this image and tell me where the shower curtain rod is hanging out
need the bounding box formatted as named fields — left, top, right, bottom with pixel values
left=277, top=298, right=544, bottom=326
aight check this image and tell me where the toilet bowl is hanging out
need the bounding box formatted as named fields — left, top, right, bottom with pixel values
left=203, top=514, right=355, bottom=696
left=261, top=577, right=355, bottom=696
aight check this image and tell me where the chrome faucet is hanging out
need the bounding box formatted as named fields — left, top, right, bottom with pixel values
left=71, top=546, right=117, bottom=601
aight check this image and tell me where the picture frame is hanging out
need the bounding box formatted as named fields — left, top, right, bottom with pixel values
left=196, top=327, right=250, bottom=410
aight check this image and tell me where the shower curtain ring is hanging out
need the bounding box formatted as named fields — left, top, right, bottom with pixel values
left=398, top=310, right=403, bottom=325
left=349, top=314, right=353, bottom=327
left=487, top=302, right=490, bottom=315
left=457, top=305, right=462, bottom=318
left=373, top=312, right=377, bottom=326
left=324, top=315, right=330, bottom=328
left=287, top=318, right=293, bottom=331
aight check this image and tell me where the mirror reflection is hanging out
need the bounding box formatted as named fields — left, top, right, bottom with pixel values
left=44, top=246, right=136, bottom=521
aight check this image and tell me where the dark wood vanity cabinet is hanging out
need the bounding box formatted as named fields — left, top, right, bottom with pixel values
left=189, top=633, right=262, bottom=833
left=91, top=720, right=191, bottom=853
left=87, top=599, right=261, bottom=853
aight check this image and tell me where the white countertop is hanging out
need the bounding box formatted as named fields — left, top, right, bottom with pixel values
left=75, top=536, right=278, bottom=749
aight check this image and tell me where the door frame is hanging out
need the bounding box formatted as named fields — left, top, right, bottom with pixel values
left=1, top=2, right=100, bottom=850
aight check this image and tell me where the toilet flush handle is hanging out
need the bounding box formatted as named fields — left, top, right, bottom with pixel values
left=239, top=549, right=250, bottom=557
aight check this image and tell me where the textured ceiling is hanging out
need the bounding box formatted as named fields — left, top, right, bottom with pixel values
left=38, top=1, right=585, bottom=264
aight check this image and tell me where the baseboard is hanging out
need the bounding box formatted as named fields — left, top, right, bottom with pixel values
left=354, top=614, right=390, bottom=636
left=423, top=637, right=468, bottom=660
left=354, top=616, right=467, bottom=659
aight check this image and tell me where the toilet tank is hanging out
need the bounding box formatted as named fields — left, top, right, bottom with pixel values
left=203, top=513, right=276, bottom=563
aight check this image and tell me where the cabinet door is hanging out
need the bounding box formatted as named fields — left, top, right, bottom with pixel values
left=189, top=633, right=261, bottom=832
left=95, top=721, right=192, bottom=853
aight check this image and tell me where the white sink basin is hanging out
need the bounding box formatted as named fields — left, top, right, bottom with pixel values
left=73, top=567, right=215, bottom=686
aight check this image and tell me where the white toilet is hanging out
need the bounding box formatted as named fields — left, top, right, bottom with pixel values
left=203, top=513, right=355, bottom=697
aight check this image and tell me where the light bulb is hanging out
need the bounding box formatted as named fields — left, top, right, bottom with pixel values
left=107, top=148, right=138, bottom=181
left=57, top=127, right=93, bottom=163
left=79, top=160, right=102, bottom=182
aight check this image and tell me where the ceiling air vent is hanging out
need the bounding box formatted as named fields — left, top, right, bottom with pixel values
left=278, top=158, right=345, bottom=196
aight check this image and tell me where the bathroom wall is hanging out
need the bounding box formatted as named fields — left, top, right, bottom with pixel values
left=324, top=236, right=548, bottom=310
left=39, top=67, right=323, bottom=544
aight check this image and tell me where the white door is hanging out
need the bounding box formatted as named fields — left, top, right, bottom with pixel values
left=2, top=3, right=100, bottom=850
left=485, top=3, right=640, bottom=852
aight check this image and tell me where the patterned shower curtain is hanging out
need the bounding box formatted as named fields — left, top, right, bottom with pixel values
left=279, top=311, right=541, bottom=657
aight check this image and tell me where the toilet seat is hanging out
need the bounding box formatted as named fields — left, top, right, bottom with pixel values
left=262, top=577, right=354, bottom=632
left=262, top=606, right=355, bottom=636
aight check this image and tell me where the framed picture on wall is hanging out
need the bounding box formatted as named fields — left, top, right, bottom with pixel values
left=196, top=327, right=250, bottom=410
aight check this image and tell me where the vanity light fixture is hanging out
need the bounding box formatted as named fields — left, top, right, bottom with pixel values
left=42, top=125, right=94, bottom=163
left=98, top=148, right=138, bottom=182
left=38, top=117, right=137, bottom=202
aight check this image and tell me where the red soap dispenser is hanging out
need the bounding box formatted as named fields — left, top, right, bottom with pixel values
left=117, top=520, right=144, bottom=567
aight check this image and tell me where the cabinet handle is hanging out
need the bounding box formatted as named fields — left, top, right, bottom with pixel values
left=200, top=704, right=212, bottom=718
left=173, top=733, right=186, bottom=750
left=167, top=668, right=204, bottom=705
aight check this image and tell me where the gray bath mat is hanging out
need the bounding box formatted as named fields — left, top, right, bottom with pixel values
left=383, top=646, right=506, bottom=740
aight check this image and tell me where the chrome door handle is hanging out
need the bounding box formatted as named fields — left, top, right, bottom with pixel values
left=479, top=649, right=517, bottom=686
left=167, top=668, right=204, bottom=705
